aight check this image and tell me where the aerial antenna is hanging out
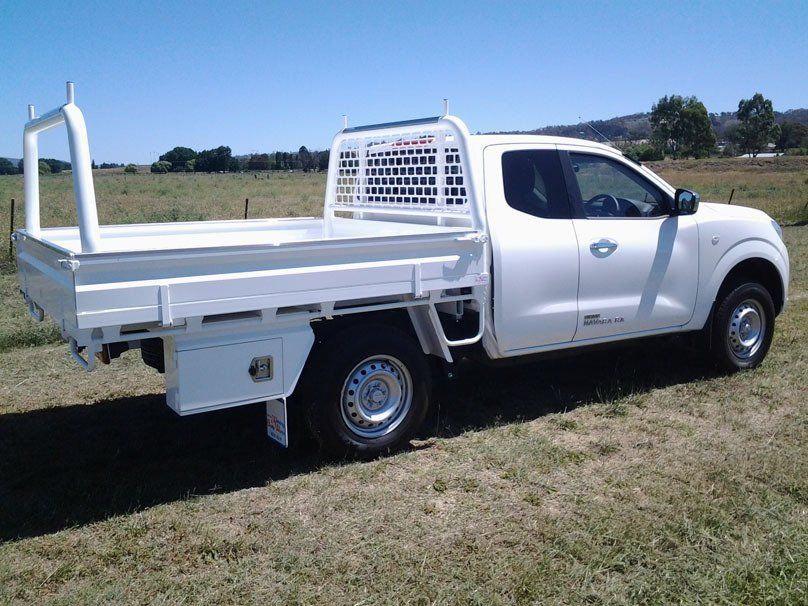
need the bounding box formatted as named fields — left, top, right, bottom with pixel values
left=342, top=114, right=348, bottom=129
left=578, top=115, right=612, bottom=145
left=442, top=98, right=449, bottom=116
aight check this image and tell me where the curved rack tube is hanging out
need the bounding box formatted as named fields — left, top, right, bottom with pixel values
left=23, top=83, right=101, bottom=252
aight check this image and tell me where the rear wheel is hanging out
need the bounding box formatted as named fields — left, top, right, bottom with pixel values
left=710, top=281, right=775, bottom=371
left=303, top=325, right=432, bottom=458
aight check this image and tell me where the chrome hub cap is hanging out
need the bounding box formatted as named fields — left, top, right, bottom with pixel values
left=341, top=355, right=413, bottom=438
left=727, top=299, right=765, bottom=360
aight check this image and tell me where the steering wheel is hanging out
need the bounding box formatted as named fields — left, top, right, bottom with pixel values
left=585, top=194, right=619, bottom=217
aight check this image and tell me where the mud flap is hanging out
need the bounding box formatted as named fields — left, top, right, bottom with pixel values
left=266, top=398, right=288, bottom=447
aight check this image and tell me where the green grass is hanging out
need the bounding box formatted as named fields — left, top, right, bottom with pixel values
left=0, top=161, right=806, bottom=604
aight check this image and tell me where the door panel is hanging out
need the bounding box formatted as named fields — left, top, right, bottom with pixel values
left=484, top=145, right=579, bottom=351
left=562, top=149, right=699, bottom=340
left=572, top=216, right=698, bottom=340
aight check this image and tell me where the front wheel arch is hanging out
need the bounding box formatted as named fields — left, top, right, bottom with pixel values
left=713, top=257, right=785, bottom=316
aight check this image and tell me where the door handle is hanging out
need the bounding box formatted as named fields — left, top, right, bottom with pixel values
left=590, top=239, right=618, bottom=251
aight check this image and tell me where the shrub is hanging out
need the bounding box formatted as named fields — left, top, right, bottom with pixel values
left=150, top=161, right=171, bottom=174
left=621, top=143, right=663, bottom=162
left=39, top=158, right=71, bottom=173
left=38, top=160, right=51, bottom=175
left=124, top=164, right=138, bottom=174
left=159, top=146, right=197, bottom=170
left=0, top=158, right=17, bottom=175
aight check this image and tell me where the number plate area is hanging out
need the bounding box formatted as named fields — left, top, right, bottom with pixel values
left=266, top=399, right=288, bottom=447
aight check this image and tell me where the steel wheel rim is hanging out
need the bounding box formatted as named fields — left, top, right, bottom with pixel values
left=727, top=299, right=765, bottom=360
left=340, top=355, right=413, bottom=439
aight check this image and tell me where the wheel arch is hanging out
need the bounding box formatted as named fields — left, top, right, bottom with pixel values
left=714, top=257, right=785, bottom=316
left=310, top=308, right=421, bottom=350
left=309, top=306, right=454, bottom=363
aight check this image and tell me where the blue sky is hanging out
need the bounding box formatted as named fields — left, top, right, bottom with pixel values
left=1, top=0, right=806, bottom=164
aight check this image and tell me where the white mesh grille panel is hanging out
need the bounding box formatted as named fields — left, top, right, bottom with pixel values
left=333, top=127, right=470, bottom=214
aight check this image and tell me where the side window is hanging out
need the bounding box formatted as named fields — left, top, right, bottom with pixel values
left=501, top=150, right=571, bottom=219
left=569, top=153, right=668, bottom=218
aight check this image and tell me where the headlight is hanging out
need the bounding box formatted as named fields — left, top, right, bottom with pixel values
left=771, top=219, right=783, bottom=241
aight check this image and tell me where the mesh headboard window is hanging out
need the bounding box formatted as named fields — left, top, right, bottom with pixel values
left=332, top=125, right=471, bottom=215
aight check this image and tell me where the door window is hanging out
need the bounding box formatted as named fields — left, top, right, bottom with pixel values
left=501, top=150, right=571, bottom=219
left=569, top=153, right=668, bottom=218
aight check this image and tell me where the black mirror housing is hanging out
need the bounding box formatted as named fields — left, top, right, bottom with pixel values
left=673, top=188, right=700, bottom=215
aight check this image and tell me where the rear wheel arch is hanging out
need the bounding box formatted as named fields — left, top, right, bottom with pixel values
left=310, top=308, right=422, bottom=354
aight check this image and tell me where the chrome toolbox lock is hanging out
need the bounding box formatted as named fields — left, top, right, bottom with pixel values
left=248, top=356, right=273, bottom=382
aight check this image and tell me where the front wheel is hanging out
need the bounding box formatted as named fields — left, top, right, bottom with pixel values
left=710, top=281, right=775, bottom=371
left=304, top=325, right=432, bottom=458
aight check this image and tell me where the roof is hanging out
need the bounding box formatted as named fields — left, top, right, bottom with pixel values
left=469, top=134, right=621, bottom=154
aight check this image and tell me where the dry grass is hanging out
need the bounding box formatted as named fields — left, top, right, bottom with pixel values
left=0, top=156, right=805, bottom=237
left=0, top=275, right=61, bottom=352
left=0, top=161, right=806, bottom=604
left=0, top=169, right=326, bottom=231
left=648, top=156, right=808, bottom=225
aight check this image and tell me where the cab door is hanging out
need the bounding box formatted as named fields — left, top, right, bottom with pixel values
left=561, top=148, right=699, bottom=341
left=484, top=145, right=579, bottom=353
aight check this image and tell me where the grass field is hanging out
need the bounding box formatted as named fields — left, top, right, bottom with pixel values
left=0, top=158, right=806, bottom=604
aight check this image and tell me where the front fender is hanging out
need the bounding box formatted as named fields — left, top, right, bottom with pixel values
left=688, top=237, right=789, bottom=330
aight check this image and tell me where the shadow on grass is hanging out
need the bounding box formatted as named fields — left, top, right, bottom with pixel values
left=0, top=337, right=718, bottom=541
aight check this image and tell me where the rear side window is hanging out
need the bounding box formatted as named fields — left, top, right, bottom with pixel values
left=501, top=150, right=571, bottom=219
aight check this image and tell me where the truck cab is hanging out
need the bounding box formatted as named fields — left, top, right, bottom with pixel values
left=478, top=137, right=787, bottom=360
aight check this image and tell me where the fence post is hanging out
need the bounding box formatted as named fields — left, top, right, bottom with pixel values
left=244, top=198, right=249, bottom=220
left=8, top=198, right=14, bottom=259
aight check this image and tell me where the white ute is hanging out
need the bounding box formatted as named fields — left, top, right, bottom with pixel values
left=14, top=84, right=790, bottom=457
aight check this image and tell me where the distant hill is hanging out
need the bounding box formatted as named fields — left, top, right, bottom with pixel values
left=493, top=108, right=808, bottom=142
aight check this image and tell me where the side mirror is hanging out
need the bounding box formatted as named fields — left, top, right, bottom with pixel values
left=673, top=188, right=700, bottom=215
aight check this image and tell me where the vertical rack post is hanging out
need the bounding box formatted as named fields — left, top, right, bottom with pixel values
left=8, top=198, right=14, bottom=259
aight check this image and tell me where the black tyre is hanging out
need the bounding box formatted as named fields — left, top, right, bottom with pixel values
left=710, top=281, right=775, bottom=371
left=303, top=325, right=432, bottom=458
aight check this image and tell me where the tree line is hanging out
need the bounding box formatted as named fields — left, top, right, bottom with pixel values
left=620, top=93, right=806, bottom=161
left=148, top=146, right=330, bottom=174
left=0, top=157, right=127, bottom=175
left=3, top=93, right=806, bottom=176
left=0, top=157, right=72, bottom=175
left=0, top=146, right=331, bottom=176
